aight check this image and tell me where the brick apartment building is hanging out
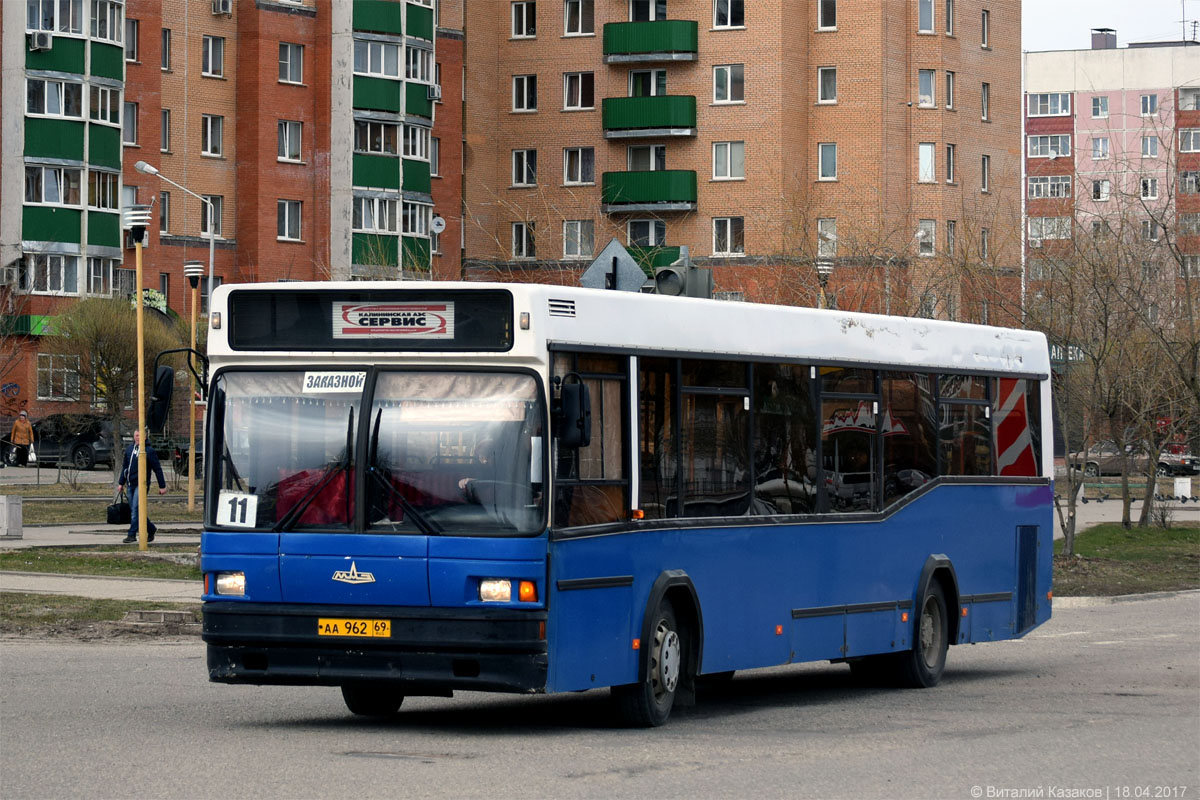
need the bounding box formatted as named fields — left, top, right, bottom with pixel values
left=462, top=0, right=1023, bottom=319
left=1023, top=31, right=1200, bottom=288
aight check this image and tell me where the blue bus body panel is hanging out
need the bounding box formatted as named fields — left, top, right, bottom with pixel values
left=545, top=483, right=1052, bottom=693
left=201, top=532, right=282, bottom=603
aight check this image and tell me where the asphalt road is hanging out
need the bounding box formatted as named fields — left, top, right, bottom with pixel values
left=2, top=593, right=1197, bottom=800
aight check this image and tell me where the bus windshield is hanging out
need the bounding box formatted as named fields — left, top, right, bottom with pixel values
left=210, top=369, right=546, bottom=536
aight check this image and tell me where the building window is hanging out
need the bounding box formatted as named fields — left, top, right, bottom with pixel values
left=1091, top=95, right=1108, bottom=118
left=1141, top=177, right=1159, bottom=199
left=818, top=67, right=836, bottom=103
left=24, top=166, right=82, bottom=206
left=563, top=220, right=595, bottom=258
left=1183, top=256, right=1200, bottom=279
left=918, top=69, right=935, bottom=107
left=430, top=229, right=441, bottom=254
left=981, top=82, right=990, bottom=120
left=981, top=154, right=990, bottom=193
left=945, top=143, right=956, bottom=183
left=512, top=1, right=536, bottom=37
left=564, top=146, right=595, bottom=184
left=1182, top=171, right=1200, bottom=194
left=713, top=64, right=744, bottom=103
left=630, top=0, right=668, bottom=21
left=353, top=195, right=399, bottom=233
left=27, top=78, right=84, bottom=119
left=714, top=0, right=744, bottom=28
left=513, top=74, right=538, bottom=111
left=24, top=255, right=79, bottom=296
left=713, top=141, right=745, bottom=180
left=713, top=217, right=745, bottom=255
left=1179, top=213, right=1200, bottom=236
left=86, top=257, right=114, bottom=295
left=1182, top=89, right=1200, bottom=111
left=1028, top=134, right=1070, bottom=158
left=202, top=35, right=224, bottom=78
left=160, top=109, right=170, bottom=151
left=430, top=137, right=440, bottom=176
left=159, top=273, right=170, bottom=307
left=122, top=102, right=138, bottom=144
left=27, top=0, right=54, bottom=31
left=159, top=191, right=170, bottom=233
left=918, top=0, right=933, bottom=32
left=1029, top=217, right=1071, bottom=240
left=945, top=71, right=955, bottom=108
left=1028, top=175, right=1071, bottom=199
left=202, top=114, right=223, bottom=156
left=1181, top=129, right=1200, bottom=153
left=279, top=43, right=304, bottom=83
left=355, top=120, right=398, bottom=154
left=629, top=219, right=666, bottom=247
left=354, top=40, right=401, bottom=78
left=945, top=0, right=954, bottom=33
left=980, top=228, right=989, bottom=259
left=1142, top=220, right=1159, bottom=241
left=277, top=200, right=302, bottom=240
left=91, top=0, right=122, bottom=44
left=564, top=72, right=595, bottom=110
left=630, top=69, right=667, bottom=96
left=278, top=120, right=302, bottom=162
left=917, top=220, right=936, bottom=255
left=819, top=142, right=837, bottom=180
left=512, top=222, right=535, bottom=258
left=628, top=144, right=665, bottom=171
left=565, top=0, right=594, bottom=34
left=918, top=142, right=935, bottom=182
left=817, top=217, right=837, bottom=257
left=512, top=149, right=537, bottom=186
left=1092, top=136, right=1109, bottom=159
left=946, top=219, right=956, bottom=257
left=37, top=354, right=81, bottom=400
left=125, top=18, right=138, bottom=61
left=402, top=125, right=429, bottom=160
left=88, top=171, right=118, bottom=210
left=1141, top=136, right=1159, bottom=158
left=1027, top=92, right=1069, bottom=116
left=90, top=85, right=120, bottom=124
left=1140, top=94, right=1158, bottom=116
left=1091, top=179, right=1111, bottom=201
left=162, top=28, right=171, bottom=70
left=407, top=47, right=432, bottom=83
left=200, top=195, right=223, bottom=236
left=818, top=0, right=836, bottom=28
left=980, top=8, right=989, bottom=47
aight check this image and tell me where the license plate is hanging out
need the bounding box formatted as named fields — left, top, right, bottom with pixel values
left=317, top=618, right=391, bottom=638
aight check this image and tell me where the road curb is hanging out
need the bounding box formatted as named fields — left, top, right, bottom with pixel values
left=1054, top=588, right=1200, bottom=607
left=0, top=569, right=198, bottom=587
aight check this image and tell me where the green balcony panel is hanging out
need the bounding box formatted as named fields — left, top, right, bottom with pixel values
left=88, top=124, right=121, bottom=168
left=87, top=210, right=121, bottom=248
left=628, top=245, right=681, bottom=274
left=601, top=170, right=696, bottom=212
left=354, top=153, right=401, bottom=190
left=407, top=3, right=434, bottom=40
left=2, top=315, right=57, bottom=336
left=602, top=95, right=696, bottom=136
left=354, top=76, right=402, bottom=113
left=24, top=118, right=85, bottom=161
left=353, top=232, right=400, bottom=267
left=406, top=82, right=433, bottom=118
left=603, top=20, right=698, bottom=62
left=354, top=0, right=404, bottom=35
left=402, top=159, right=431, bottom=194
left=22, top=206, right=82, bottom=244
left=401, top=236, right=431, bottom=272
left=26, top=36, right=85, bottom=73
left=90, top=42, right=124, bottom=80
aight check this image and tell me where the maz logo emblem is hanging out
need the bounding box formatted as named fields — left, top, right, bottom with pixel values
left=332, top=562, right=376, bottom=585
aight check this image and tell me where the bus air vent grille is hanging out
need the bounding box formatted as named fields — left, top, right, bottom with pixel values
left=548, top=299, right=577, bottom=318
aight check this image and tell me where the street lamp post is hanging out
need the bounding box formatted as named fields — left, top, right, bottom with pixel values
left=816, top=260, right=834, bottom=309
left=122, top=204, right=153, bottom=551
left=183, top=261, right=204, bottom=512
left=133, top=161, right=215, bottom=315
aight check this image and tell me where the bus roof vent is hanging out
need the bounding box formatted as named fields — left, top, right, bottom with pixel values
left=548, top=299, right=577, bottom=318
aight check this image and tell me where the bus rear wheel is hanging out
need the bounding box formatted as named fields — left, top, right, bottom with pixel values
left=341, top=682, right=405, bottom=718
left=613, top=601, right=682, bottom=727
left=897, top=582, right=949, bottom=688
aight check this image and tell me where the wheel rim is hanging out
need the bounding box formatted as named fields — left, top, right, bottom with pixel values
left=1085, top=464, right=1099, bottom=477
left=651, top=618, right=680, bottom=700
left=74, top=449, right=89, bottom=468
left=919, top=595, right=944, bottom=668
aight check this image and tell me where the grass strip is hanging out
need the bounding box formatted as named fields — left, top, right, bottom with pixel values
left=0, top=546, right=200, bottom=581
left=0, top=592, right=200, bottom=636
left=1053, top=522, right=1199, bottom=596
left=20, top=500, right=204, bottom=525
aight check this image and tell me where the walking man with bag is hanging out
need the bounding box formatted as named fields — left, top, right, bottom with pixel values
left=118, top=430, right=167, bottom=544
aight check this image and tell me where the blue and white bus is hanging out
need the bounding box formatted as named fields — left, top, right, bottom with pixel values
left=200, top=282, right=1052, bottom=726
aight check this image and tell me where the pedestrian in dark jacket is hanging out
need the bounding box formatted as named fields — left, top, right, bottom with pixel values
left=118, top=430, right=167, bottom=543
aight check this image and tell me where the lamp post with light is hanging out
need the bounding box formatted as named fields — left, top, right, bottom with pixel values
left=183, top=261, right=204, bottom=511
left=122, top=204, right=153, bottom=551
left=133, top=161, right=215, bottom=315
left=816, top=260, right=834, bottom=309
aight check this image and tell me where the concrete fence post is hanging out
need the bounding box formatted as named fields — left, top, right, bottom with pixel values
left=1, top=495, right=22, bottom=539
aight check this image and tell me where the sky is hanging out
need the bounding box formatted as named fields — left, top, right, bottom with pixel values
left=1022, top=0, right=1200, bottom=52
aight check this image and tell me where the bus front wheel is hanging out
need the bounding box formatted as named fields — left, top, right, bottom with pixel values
left=897, top=581, right=949, bottom=688
left=341, top=682, right=405, bottom=718
left=613, top=600, right=682, bottom=727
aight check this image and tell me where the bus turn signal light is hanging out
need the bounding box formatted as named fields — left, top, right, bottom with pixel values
left=631, top=509, right=644, bottom=520
left=518, top=581, right=537, bottom=602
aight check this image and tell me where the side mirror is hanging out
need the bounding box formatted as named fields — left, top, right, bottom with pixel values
left=554, top=374, right=592, bottom=449
left=147, top=365, right=174, bottom=433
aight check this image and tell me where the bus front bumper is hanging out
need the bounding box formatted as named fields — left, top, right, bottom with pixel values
left=202, top=601, right=548, bottom=693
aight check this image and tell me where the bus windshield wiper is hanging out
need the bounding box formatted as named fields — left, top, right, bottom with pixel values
left=274, top=409, right=354, bottom=533
left=368, top=409, right=440, bottom=536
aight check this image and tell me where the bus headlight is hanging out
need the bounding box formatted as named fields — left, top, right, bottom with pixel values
left=215, top=571, right=246, bottom=596
left=479, top=579, right=511, bottom=602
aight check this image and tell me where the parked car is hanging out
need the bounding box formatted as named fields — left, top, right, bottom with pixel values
left=1068, top=440, right=1151, bottom=477
left=1157, top=450, right=1199, bottom=476
left=173, top=439, right=204, bottom=477
left=21, top=414, right=124, bottom=470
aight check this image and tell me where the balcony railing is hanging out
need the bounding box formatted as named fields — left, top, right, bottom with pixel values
left=602, top=95, right=696, bottom=138
left=601, top=170, right=697, bottom=212
left=602, top=20, right=698, bottom=63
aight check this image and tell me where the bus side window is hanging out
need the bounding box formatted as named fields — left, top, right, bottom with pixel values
left=881, top=372, right=937, bottom=507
